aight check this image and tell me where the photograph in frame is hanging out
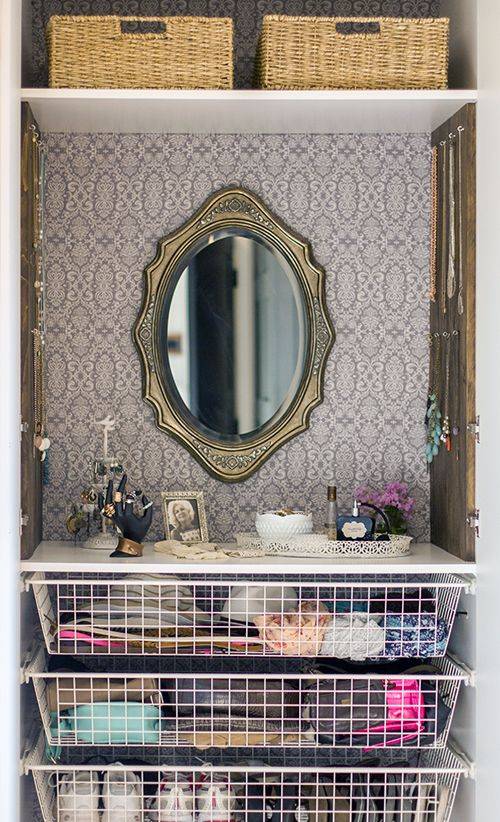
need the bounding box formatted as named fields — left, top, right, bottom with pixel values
left=161, top=491, right=209, bottom=544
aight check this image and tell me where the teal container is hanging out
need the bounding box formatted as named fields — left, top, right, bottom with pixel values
left=50, top=702, right=162, bottom=744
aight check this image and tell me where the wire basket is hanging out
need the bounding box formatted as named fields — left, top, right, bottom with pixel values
left=25, top=730, right=469, bottom=822
left=256, top=15, right=449, bottom=90
left=27, top=571, right=468, bottom=659
left=26, top=645, right=468, bottom=752
left=47, top=15, right=233, bottom=89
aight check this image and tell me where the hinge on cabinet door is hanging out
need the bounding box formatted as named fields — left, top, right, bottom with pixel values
left=20, top=420, right=29, bottom=436
left=19, top=510, right=30, bottom=536
left=466, top=415, right=480, bottom=443
left=466, top=509, right=480, bottom=538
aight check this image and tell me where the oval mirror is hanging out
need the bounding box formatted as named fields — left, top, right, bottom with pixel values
left=160, top=228, right=308, bottom=443
left=134, top=188, right=334, bottom=481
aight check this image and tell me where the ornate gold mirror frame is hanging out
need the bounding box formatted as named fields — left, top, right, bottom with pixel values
left=134, top=187, right=334, bottom=482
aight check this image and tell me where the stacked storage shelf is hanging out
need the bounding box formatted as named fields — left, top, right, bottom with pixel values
left=23, top=569, right=473, bottom=821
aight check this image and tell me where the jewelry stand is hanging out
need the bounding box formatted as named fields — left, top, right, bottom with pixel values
left=83, top=415, right=119, bottom=551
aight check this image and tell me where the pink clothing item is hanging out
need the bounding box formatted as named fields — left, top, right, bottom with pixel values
left=365, top=678, right=426, bottom=749
left=58, top=629, right=125, bottom=649
left=253, top=601, right=330, bottom=656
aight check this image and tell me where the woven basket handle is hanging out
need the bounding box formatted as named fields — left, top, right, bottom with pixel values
left=334, top=19, right=382, bottom=37
left=113, top=17, right=171, bottom=39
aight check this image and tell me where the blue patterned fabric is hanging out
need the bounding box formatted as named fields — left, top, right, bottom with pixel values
left=384, top=614, right=448, bottom=658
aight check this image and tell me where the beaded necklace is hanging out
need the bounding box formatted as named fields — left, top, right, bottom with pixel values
left=426, top=333, right=443, bottom=464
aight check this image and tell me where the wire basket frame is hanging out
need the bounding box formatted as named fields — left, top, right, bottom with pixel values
left=28, top=572, right=469, bottom=659
left=26, top=645, right=468, bottom=752
left=25, top=731, right=469, bottom=822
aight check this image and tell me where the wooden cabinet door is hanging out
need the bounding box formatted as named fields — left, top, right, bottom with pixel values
left=20, top=102, right=43, bottom=559
left=430, top=104, right=476, bottom=561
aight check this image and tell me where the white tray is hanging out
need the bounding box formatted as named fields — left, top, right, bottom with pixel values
left=235, top=532, right=412, bottom=558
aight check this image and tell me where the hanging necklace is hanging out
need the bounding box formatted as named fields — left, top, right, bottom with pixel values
left=447, top=134, right=456, bottom=300
left=426, top=333, right=443, bottom=464
left=440, top=332, right=452, bottom=451
left=429, top=145, right=438, bottom=303
left=457, top=126, right=465, bottom=316
left=29, top=123, right=50, bottom=477
left=439, top=141, right=448, bottom=315
left=450, top=329, right=460, bottom=456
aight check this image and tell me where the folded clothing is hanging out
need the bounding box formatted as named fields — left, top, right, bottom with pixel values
left=162, top=677, right=300, bottom=733
left=253, top=601, right=330, bottom=656
left=320, top=614, right=385, bottom=660
left=176, top=730, right=301, bottom=749
left=384, top=615, right=449, bottom=658
left=78, top=574, right=206, bottom=626
left=56, top=624, right=264, bottom=655
left=46, top=676, right=159, bottom=714
left=49, top=701, right=162, bottom=744
left=79, top=577, right=311, bottom=629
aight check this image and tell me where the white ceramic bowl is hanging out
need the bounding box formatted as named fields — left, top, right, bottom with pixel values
left=255, top=511, right=313, bottom=540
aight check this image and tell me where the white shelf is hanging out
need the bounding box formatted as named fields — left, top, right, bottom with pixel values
left=21, top=539, right=476, bottom=575
left=21, top=88, right=478, bottom=134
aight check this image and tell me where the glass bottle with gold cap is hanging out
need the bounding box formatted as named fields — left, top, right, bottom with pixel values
left=325, top=484, right=338, bottom=539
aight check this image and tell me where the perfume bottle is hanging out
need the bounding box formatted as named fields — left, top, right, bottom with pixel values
left=325, top=485, right=338, bottom=538
left=336, top=499, right=375, bottom=541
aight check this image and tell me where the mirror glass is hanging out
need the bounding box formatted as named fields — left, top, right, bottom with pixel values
left=159, top=228, right=308, bottom=443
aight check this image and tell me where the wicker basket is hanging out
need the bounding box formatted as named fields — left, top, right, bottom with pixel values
left=47, top=15, right=233, bottom=89
left=256, top=15, right=448, bottom=90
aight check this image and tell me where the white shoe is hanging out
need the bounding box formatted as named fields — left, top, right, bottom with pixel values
left=196, top=775, right=235, bottom=822
left=148, top=773, right=194, bottom=822
left=58, top=771, right=100, bottom=822
left=102, top=768, right=142, bottom=822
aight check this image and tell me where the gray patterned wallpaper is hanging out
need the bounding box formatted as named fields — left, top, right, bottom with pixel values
left=42, top=132, right=431, bottom=542
left=30, top=0, right=440, bottom=87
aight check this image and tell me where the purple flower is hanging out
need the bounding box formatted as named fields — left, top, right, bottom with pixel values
left=354, top=482, right=415, bottom=521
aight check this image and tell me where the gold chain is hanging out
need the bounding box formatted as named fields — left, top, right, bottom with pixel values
left=429, top=145, right=438, bottom=302
left=447, top=136, right=456, bottom=299
left=457, top=126, right=465, bottom=315
left=440, top=140, right=448, bottom=315
left=29, top=124, right=47, bottom=444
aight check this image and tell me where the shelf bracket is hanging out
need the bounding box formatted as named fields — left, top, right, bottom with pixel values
left=446, top=651, right=476, bottom=686
left=448, top=742, right=476, bottom=780
left=20, top=571, right=36, bottom=592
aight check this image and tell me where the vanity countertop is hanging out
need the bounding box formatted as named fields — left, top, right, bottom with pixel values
left=21, top=540, right=476, bottom=576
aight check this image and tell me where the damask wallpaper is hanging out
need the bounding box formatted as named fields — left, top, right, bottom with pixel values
left=42, top=132, right=431, bottom=542
left=30, top=0, right=440, bottom=87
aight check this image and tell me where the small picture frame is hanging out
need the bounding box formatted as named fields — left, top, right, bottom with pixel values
left=161, top=491, right=209, bottom=544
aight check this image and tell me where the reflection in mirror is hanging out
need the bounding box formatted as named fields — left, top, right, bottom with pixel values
left=161, top=229, right=307, bottom=443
